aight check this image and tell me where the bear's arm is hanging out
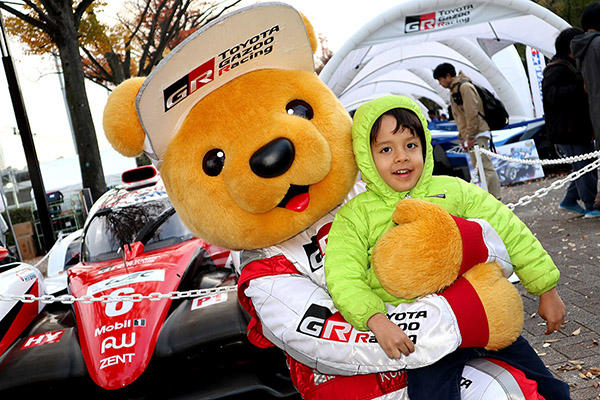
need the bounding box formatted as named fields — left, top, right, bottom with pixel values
left=240, top=265, right=464, bottom=375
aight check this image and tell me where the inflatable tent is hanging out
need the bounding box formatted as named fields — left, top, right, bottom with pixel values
left=320, top=0, right=570, bottom=120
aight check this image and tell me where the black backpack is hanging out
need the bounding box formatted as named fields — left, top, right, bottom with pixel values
left=453, top=82, right=509, bottom=131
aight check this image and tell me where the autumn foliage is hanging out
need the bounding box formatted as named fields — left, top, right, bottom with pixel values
left=5, top=0, right=241, bottom=87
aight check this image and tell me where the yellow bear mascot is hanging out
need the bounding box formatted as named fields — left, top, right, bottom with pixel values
left=103, top=3, right=526, bottom=399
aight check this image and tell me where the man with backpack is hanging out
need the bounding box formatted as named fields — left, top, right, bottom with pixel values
left=434, top=62, right=501, bottom=199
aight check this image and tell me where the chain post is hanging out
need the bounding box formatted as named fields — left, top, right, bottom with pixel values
left=472, top=145, right=488, bottom=191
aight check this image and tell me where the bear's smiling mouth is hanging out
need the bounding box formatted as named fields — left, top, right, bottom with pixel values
left=277, top=185, right=310, bottom=212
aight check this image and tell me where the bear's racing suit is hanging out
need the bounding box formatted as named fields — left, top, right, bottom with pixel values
left=236, top=182, right=538, bottom=400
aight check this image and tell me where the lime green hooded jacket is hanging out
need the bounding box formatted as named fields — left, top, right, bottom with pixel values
left=324, top=95, right=559, bottom=331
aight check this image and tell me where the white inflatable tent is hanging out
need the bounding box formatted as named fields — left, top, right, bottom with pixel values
left=320, top=0, right=570, bottom=120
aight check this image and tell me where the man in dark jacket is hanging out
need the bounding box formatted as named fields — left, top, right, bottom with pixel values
left=544, top=27, right=599, bottom=217
left=571, top=2, right=600, bottom=148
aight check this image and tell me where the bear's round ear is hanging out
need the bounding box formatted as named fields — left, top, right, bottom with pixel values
left=300, top=13, right=318, bottom=55
left=103, top=77, right=146, bottom=157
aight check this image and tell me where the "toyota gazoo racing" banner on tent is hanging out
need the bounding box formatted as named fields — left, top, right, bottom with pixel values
left=404, top=4, right=475, bottom=33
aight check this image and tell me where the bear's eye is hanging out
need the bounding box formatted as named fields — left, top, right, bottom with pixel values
left=286, top=100, right=313, bottom=120
left=202, top=149, right=225, bottom=176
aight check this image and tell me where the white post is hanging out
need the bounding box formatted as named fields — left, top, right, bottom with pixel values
left=53, top=54, right=77, bottom=155
left=473, top=145, right=488, bottom=192
left=0, top=179, right=22, bottom=260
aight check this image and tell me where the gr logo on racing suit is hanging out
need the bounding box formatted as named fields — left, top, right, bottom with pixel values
left=297, top=304, right=372, bottom=343
left=302, top=223, right=331, bottom=272
left=297, top=304, right=425, bottom=344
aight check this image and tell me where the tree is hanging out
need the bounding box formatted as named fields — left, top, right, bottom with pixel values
left=314, top=33, right=333, bottom=75
left=4, top=1, right=241, bottom=167
left=533, top=0, right=595, bottom=27
left=0, top=0, right=107, bottom=201
left=80, top=0, right=241, bottom=88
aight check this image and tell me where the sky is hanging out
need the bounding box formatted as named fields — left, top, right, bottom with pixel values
left=0, top=0, right=395, bottom=179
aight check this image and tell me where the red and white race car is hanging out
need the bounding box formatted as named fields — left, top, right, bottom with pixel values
left=0, top=166, right=297, bottom=399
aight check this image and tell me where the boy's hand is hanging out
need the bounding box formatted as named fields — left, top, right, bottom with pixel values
left=538, top=287, right=566, bottom=335
left=367, top=313, right=415, bottom=359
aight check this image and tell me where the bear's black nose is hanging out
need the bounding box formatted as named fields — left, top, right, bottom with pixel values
left=250, top=138, right=295, bottom=178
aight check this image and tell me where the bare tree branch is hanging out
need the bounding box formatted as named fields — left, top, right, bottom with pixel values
left=77, top=0, right=243, bottom=85
left=73, top=0, right=95, bottom=27
left=31, top=0, right=63, bottom=31
left=194, top=3, right=219, bottom=25
left=137, top=0, right=169, bottom=74
left=81, top=45, right=113, bottom=81
left=0, top=2, right=48, bottom=31
left=124, top=0, right=151, bottom=47
left=201, top=0, right=239, bottom=26
left=93, top=79, right=112, bottom=91
left=149, top=0, right=189, bottom=68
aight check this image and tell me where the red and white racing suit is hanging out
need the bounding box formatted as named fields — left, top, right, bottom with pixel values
left=236, top=182, right=537, bottom=400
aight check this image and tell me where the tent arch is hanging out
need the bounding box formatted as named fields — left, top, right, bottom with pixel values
left=340, top=78, right=448, bottom=111
left=338, top=42, right=489, bottom=97
left=321, top=0, right=569, bottom=119
left=440, top=37, right=525, bottom=116
left=408, top=68, right=450, bottom=104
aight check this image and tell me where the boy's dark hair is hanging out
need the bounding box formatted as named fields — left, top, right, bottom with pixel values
left=555, top=27, right=583, bottom=58
left=581, top=2, right=600, bottom=32
left=433, top=63, right=456, bottom=80
left=370, top=108, right=426, bottom=158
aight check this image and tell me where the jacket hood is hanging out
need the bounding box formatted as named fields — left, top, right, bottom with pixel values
left=351, top=95, right=433, bottom=205
left=571, top=31, right=600, bottom=61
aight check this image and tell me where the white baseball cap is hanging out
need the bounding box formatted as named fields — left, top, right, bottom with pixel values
left=135, top=2, right=315, bottom=167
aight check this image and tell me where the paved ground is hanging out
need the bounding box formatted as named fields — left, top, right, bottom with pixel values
left=501, top=173, right=600, bottom=400
left=24, top=171, right=600, bottom=399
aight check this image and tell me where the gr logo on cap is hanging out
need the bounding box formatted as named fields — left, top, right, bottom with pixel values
left=135, top=2, right=315, bottom=168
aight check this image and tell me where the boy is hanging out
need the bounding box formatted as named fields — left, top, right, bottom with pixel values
left=324, top=95, right=569, bottom=399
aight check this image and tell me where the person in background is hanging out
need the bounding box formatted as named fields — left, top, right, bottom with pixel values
left=543, top=27, right=599, bottom=218
left=571, top=2, right=600, bottom=149
left=433, top=63, right=501, bottom=199
left=427, top=110, right=439, bottom=129
left=571, top=1, right=600, bottom=210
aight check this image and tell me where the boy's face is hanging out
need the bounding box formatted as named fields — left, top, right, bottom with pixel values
left=371, top=115, right=424, bottom=193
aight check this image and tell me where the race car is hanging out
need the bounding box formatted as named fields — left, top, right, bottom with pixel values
left=0, top=166, right=297, bottom=399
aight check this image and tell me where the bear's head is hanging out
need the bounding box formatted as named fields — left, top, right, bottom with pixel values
left=103, top=3, right=357, bottom=250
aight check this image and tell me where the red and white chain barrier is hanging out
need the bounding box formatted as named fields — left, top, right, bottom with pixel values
left=473, top=146, right=600, bottom=211
left=0, top=285, right=238, bottom=304
left=3, top=148, right=600, bottom=304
